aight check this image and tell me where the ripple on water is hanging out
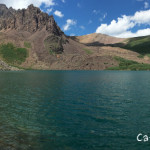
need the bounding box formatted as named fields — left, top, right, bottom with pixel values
left=0, top=71, right=150, bottom=150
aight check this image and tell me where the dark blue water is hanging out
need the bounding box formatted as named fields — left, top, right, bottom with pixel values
left=0, top=71, right=150, bottom=150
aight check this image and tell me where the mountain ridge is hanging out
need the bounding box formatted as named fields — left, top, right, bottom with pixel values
left=0, top=4, right=63, bottom=35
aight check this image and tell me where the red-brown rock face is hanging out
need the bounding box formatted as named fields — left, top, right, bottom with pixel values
left=0, top=4, right=63, bottom=36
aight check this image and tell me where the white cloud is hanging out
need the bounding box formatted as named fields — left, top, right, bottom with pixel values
left=54, top=10, right=64, bottom=18
left=61, top=0, right=65, bottom=3
left=96, top=9, right=150, bottom=38
left=0, top=0, right=55, bottom=9
left=103, top=13, right=107, bottom=19
left=63, top=19, right=76, bottom=31
left=93, top=10, right=100, bottom=15
left=80, top=26, right=85, bottom=30
left=96, top=15, right=135, bottom=36
left=88, top=20, right=92, bottom=24
left=46, top=8, right=53, bottom=14
left=99, top=13, right=107, bottom=22
left=70, top=33, right=75, bottom=36
left=115, top=28, right=150, bottom=38
left=144, top=2, right=149, bottom=9
left=77, top=3, right=81, bottom=8
left=131, top=10, right=150, bottom=24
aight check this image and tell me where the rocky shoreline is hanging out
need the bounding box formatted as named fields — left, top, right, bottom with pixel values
left=0, top=60, right=20, bottom=71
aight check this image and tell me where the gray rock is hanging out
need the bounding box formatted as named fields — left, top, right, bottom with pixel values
left=0, top=4, right=63, bottom=35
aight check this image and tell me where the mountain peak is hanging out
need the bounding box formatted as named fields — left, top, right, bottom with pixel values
left=0, top=4, right=7, bottom=8
left=28, top=4, right=34, bottom=8
left=0, top=4, right=63, bottom=35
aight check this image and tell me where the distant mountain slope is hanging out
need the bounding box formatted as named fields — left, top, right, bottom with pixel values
left=75, top=33, right=125, bottom=45
left=119, top=35, right=150, bottom=54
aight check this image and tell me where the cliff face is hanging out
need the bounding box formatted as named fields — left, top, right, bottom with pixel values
left=0, top=4, right=63, bottom=36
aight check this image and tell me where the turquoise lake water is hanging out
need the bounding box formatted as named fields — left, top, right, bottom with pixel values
left=0, top=71, right=150, bottom=150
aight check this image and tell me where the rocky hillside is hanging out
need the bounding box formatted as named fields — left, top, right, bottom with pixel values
left=0, top=4, right=150, bottom=70
left=0, top=59, right=19, bottom=71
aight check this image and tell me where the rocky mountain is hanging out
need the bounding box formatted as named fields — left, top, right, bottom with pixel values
left=0, top=4, right=150, bottom=71
left=0, top=4, right=65, bottom=57
left=0, top=4, right=63, bottom=35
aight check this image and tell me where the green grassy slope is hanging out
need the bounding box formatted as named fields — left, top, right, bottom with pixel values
left=107, top=56, right=150, bottom=71
left=121, top=35, right=150, bottom=55
left=0, top=43, right=28, bottom=65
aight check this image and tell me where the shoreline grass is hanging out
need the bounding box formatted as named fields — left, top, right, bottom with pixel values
left=107, top=56, right=150, bottom=71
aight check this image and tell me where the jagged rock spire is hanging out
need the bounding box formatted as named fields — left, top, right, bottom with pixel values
left=0, top=4, right=64, bottom=35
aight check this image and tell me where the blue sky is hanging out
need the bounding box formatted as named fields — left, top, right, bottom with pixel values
left=1, top=0, right=150, bottom=38
left=41, top=0, right=150, bottom=37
